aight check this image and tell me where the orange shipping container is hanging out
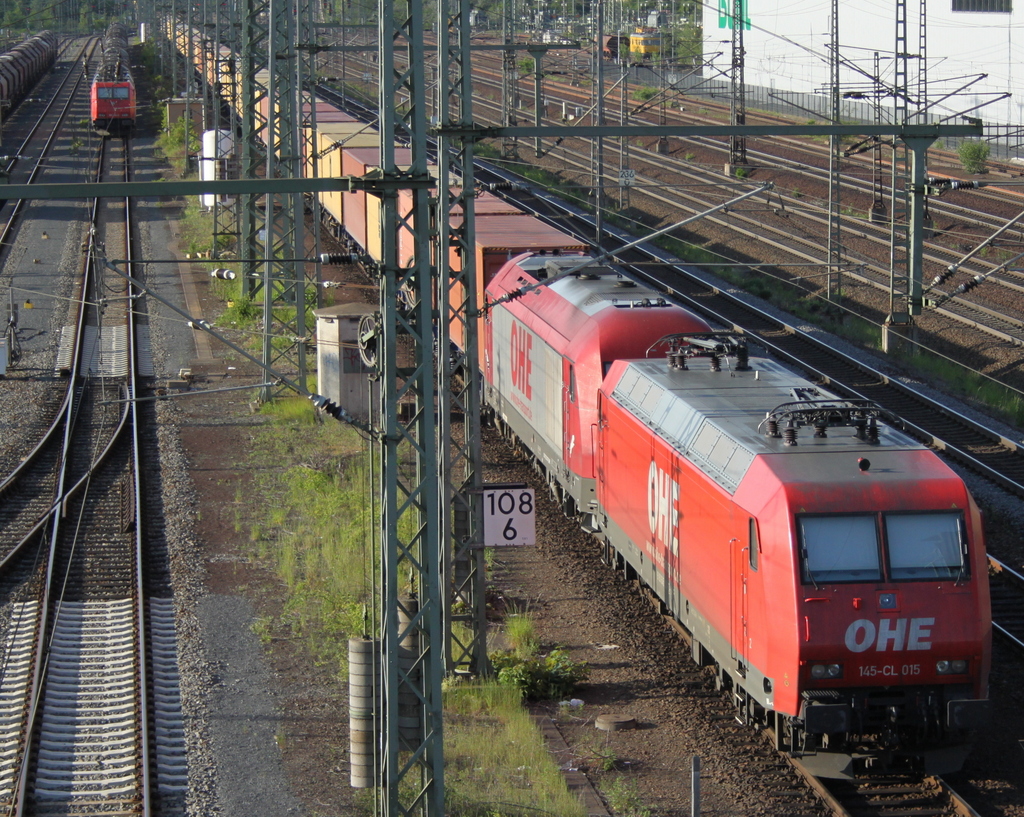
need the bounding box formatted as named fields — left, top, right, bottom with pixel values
left=307, top=123, right=380, bottom=232
left=341, top=147, right=413, bottom=258
left=447, top=213, right=586, bottom=349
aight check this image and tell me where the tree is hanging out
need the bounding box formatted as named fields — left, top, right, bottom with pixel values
left=958, top=140, right=990, bottom=175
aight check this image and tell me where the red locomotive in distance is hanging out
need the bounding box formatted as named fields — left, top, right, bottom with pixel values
left=483, top=251, right=991, bottom=778
left=90, top=23, right=136, bottom=136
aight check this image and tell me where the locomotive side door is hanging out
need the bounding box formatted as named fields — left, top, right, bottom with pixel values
left=730, top=518, right=753, bottom=673
left=561, top=358, right=578, bottom=468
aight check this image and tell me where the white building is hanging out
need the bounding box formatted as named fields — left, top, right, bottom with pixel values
left=704, top=0, right=1024, bottom=129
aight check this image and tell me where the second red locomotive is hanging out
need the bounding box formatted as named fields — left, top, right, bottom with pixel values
left=484, top=251, right=991, bottom=778
left=91, top=23, right=136, bottom=136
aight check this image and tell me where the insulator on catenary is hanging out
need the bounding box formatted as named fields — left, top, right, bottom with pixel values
left=926, top=177, right=982, bottom=191
left=319, top=252, right=358, bottom=265
left=209, top=268, right=236, bottom=280
left=309, top=393, right=353, bottom=423
left=930, top=268, right=956, bottom=287
left=953, top=275, right=985, bottom=295
left=483, top=181, right=526, bottom=192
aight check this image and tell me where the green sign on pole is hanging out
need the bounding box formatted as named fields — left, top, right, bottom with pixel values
left=719, top=0, right=750, bottom=29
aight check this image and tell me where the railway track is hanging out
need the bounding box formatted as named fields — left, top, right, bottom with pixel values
left=0, top=96, right=186, bottom=811
left=469, top=86, right=1024, bottom=351
left=0, top=42, right=102, bottom=565
left=989, top=561, right=1024, bottom=650
left=335, top=48, right=1024, bottom=360
left=794, top=763, right=983, bottom=817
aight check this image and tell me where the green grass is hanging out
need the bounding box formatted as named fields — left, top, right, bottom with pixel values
left=604, top=777, right=652, bottom=817
left=504, top=610, right=539, bottom=657
left=443, top=679, right=587, bottom=817
left=240, top=398, right=589, bottom=812
left=247, top=397, right=377, bottom=670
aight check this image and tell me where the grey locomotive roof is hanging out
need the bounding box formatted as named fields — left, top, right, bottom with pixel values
left=610, top=357, right=921, bottom=494
left=516, top=255, right=676, bottom=317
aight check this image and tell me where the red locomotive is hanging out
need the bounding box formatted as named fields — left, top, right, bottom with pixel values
left=91, top=23, right=136, bottom=135
left=484, top=251, right=991, bottom=778
left=482, top=252, right=713, bottom=520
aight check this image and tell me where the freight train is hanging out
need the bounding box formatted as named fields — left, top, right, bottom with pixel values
left=0, top=31, right=57, bottom=111
left=90, top=23, right=136, bottom=135
left=174, top=31, right=993, bottom=779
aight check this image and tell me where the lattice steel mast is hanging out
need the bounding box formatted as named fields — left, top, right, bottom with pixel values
left=210, top=0, right=239, bottom=261
left=502, top=0, right=519, bottom=158
left=376, top=0, right=446, bottom=811
left=728, top=0, right=747, bottom=168
left=886, top=0, right=911, bottom=336
left=437, top=0, right=488, bottom=677
left=238, top=0, right=267, bottom=307
left=827, top=0, right=843, bottom=301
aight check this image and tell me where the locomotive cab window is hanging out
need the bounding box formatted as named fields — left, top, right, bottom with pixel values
left=97, top=86, right=130, bottom=99
left=799, top=514, right=881, bottom=583
left=884, top=512, right=967, bottom=580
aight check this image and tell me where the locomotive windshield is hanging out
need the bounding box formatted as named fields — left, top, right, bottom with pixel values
left=885, top=511, right=966, bottom=580
left=799, top=515, right=881, bottom=583
left=799, top=511, right=967, bottom=583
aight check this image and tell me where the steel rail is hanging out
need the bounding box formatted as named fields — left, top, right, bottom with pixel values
left=123, top=136, right=154, bottom=815
left=11, top=133, right=149, bottom=815
left=9, top=134, right=110, bottom=815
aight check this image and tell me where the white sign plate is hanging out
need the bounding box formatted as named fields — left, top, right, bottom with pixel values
left=482, top=487, right=536, bottom=547
left=618, top=168, right=636, bottom=187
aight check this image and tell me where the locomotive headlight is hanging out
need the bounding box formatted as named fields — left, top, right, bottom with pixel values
left=937, top=659, right=968, bottom=674
left=810, top=663, right=843, bottom=679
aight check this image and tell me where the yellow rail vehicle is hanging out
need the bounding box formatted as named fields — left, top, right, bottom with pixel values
left=628, top=27, right=661, bottom=58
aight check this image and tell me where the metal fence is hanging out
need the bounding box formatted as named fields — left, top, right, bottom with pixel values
left=621, top=65, right=1024, bottom=164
